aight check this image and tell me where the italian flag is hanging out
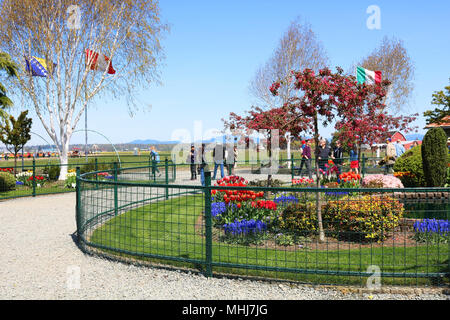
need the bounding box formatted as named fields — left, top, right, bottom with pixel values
left=356, top=66, right=381, bottom=85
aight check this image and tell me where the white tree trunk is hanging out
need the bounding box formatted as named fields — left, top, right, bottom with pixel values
left=286, top=134, right=291, bottom=169
left=58, top=136, right=71, bottom=181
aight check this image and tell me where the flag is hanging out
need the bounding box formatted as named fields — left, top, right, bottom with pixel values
left=356, top=66, right=382, bottom=85
left=25, top=56, right=55, bottom=77
left=85, top=49, right=116, bottom=74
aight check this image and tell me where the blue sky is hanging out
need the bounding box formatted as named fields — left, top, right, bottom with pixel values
left=19, top=0, right=450, bottom=145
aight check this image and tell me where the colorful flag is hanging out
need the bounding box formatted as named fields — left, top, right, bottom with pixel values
left=356, top=66, right=382, bottom=85
left=25, top=56, right=55, bottom=77
left=85, top=49, right=116, bottom=74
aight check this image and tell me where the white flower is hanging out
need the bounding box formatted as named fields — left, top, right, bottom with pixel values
left=71, top=183, right=76, bottom=188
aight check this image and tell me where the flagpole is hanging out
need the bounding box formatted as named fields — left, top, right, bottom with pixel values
left=85, top=84, right=88, bottom=163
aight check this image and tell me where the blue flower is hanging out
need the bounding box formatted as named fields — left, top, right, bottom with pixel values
left=211, top=202, right=227, bottom=218
left=414, top=219, right=449, bottom=236
left=325, top=191, right=349, bottom=197
left=274, top=195, right=298, bottom=205
left=223, top=219, right=267, bottom=236
left=16, top=181, right=24, bottom=185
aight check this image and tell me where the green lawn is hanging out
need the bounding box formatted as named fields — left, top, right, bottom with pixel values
left=87, top=195, right=449, bottom=286
left=0, top=184, right=74, bottom=200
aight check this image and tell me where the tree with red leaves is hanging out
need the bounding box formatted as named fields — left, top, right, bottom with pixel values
left=226, top=66, right=417, bottom=242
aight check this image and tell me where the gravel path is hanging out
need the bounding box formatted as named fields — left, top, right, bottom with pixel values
left=0, top=184, right=448, bottom=300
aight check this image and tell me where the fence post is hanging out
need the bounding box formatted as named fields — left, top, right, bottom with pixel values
left=291, top=154, right=294, bottom=181
left=32, top=158, right=36, bottom=197
left=204, top=171, right=213, bottom=277
left=95, top=158, right=98, bottom=190
left=362, top=154, right=366, bottom=178
left=173, top=159, right=176, bottom=181
left=172, top=155, right=176, bottom=181
left=152, top=159, right=156, bottom=181
left=114, top=162, right=118, bottom=216
left=148, top=156, right=151, bottom=181
left=75, top=166, right=81, bottom=234
left=165, top=158, right=169, bottom=200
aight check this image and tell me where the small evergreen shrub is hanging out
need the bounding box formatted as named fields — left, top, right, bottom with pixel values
left=43, top=165, right=60, bottom=181
left=80, top=159, right=114, bottom=174
left=421, top=127, right=448, bottom=187
left=393, top=145, right=426, bottom=187
left=0, top=171, right=16, bottom=192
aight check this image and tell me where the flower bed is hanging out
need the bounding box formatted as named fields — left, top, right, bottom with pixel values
left=362, top=174, right=404, bottom=188
left=209, top=176, right=425, bottom=246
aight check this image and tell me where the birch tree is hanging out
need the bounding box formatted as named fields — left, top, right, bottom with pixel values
left=358, top=36, right=415, bottom=114
left=0, top=0, right=168, bottom=179
left=248, top=17, right=328, bottom=165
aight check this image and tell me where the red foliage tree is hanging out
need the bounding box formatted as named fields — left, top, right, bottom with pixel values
left=226, top=66, right=417, bottom=242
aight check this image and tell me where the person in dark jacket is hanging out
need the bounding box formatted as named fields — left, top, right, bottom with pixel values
left=212, top=143, right=225, bottom=180
left=331, top=140, right=344, bottom=177
left=299, top=139, right=312, bottom=179
left=187, top=145, right=197, bottom=180
left=198, top=143, right=207, bottom=186
left=317, top=139, right=331, bottom=176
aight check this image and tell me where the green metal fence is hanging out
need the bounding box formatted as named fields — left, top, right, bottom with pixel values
left=0, top=158, right=176, bottom=200
left=1, top=154, right=387, bottom=201
left=76, top=165, right=450, bottom=287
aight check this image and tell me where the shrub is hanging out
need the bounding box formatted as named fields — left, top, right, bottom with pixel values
left=79, top=159, right=114, bottom=174
left=393, top=145, right=426, bottom=187
left=446, top=166, right=450, bottom=187
left=43, top=165, right=60, bottom=181
left=0, top=171, right=16, bottom=192
left=362, top=174, right=404, bottom=188
left=248, top=178, right=284, bottom=187
left=322, top=195, right=404, bottom=242
left=421, top=127, right=448, bottom=187
left=278, top=202, right=317, bottom=235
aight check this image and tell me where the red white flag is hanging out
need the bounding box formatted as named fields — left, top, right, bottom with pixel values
left=85, top=49, right=116, bottom=74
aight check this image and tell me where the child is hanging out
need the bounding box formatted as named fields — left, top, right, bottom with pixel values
left=349, top=145, right=359, bottom=175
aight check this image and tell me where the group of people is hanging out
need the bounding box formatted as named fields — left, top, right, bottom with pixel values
left=384, top=138, right=405, bottom=173
left=297, top=137, right=409, bottom=178
left=298, top=138, right=360, bottom=179
left=187, top=143, right=238, bottom=186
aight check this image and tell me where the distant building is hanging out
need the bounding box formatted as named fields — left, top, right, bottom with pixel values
left=371, top=131, right=422, bottom=158
left=424, top=115, right=450, bottom=138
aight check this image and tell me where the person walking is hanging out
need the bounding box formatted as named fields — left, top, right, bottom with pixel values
left=187, top=144, right=197, bottom=180
left=331, top=140, right=344, bottom=178
left=212, top=143, right=225, bottom=180
left=198, top=143, right=208, bottom=186
left=300, top=139, right=313, bottom=179
left=385, top=138, right=396, bottom=174
left=150, top=146, right=161, bottom=177
left=349, top=145, right=359, bottom=175
left=317, top=139, right=330, bottom=177
left=395, top=140, right=405, bottom=158
left=298, top=140, right=306, bottom=175
left=232, top=145, right=238, bottom=175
